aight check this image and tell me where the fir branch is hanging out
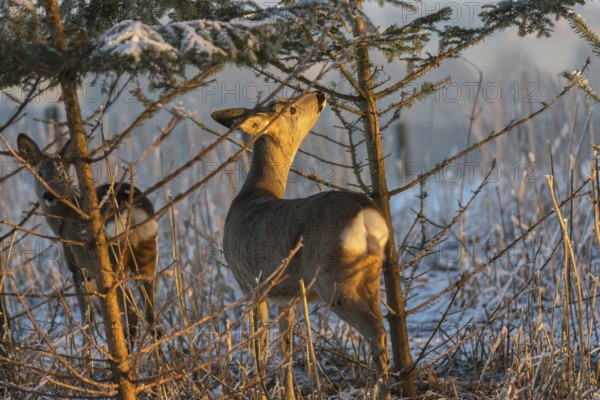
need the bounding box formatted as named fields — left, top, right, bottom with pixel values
left=561, top=68, right=600, bottom=103
left=481, top=0, right=585, bottom=38
left=568, top=10, right=600, bottom=57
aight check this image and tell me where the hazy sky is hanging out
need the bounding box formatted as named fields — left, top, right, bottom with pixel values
left=358, top=1, right=600, bottom=166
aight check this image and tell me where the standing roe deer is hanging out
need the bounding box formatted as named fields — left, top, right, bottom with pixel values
left=212, top=91, right=390, bottom=399
left=17, top=134, right=159, bottom=344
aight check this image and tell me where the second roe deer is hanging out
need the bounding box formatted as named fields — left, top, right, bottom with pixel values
left=17, top=134, right=159, bottom=344
left=212, top=91, right=390, bottom=399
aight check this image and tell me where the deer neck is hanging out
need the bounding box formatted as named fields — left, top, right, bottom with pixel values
left=240, top=136, right=295, bottom=199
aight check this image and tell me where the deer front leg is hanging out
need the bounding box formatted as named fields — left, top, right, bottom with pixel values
left=64, top=246, right=94, bottom=327
left=252, top=298, right=269, bottom=399
left=279, top=305, right=296, bottom=400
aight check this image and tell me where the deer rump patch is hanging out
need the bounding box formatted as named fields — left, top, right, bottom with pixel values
left=105, top=208, right=158, bottom=243
left=339, top=208, right=388, bottom=260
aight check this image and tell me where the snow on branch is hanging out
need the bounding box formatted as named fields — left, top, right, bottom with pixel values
left=91, top=15, right=293, bottom=76
left=565, top=70, right=600, bottom=105
left=96, top=21, right=179, bottom=63
left=567, top=10, right=600, bottom=57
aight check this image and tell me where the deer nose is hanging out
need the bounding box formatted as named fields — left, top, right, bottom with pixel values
left=315, top=91, right=326, bottom=111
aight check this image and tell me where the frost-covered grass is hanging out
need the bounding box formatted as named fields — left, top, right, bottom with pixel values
left=1, top=78, right=600, bottom=399
left=393, top=84, right=600, bottom=398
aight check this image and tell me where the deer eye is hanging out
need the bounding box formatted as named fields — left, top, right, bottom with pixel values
left=289, top=106, right=297, bottom=115
left=37, top=164, right=47, bottom=176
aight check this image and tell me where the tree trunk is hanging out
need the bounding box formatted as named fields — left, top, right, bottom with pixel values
left=43, top=1, right=136, bottom=399
left=353, top=1, right=416, bottom=396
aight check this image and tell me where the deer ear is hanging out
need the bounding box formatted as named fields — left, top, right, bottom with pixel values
left=58, top=139, right=74, bottom=159
left=212, top=108, right=272, bottom=136
left=17, top=133, right=42, bottom=161
left=212, top=108, right=249, bottom=129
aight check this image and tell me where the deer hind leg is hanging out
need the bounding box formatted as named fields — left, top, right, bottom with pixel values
left=328, top=269, right=390, bottom=400
left=278, top=305, right=296, bottom=400
left=252, top=298, right=269, bottom=398
left=118, top=235, right=159, bottom=343
left=139, top=279, right=157, bottom=335
left=108, top=244, right=138, bottom=348
left=116, top=282, right=140, bottom=350
left=133, top=237, right=159, bottom=337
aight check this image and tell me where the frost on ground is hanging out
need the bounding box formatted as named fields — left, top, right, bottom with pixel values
left=388, top=90, right=600, bottom=397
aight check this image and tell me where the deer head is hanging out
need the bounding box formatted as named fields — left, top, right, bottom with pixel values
left=17, top=133, right=76, bottom=211
left=212, top=91, right=326, bottom=198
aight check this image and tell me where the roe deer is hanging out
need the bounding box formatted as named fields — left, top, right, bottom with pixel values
left=212, top=91, right=390, bottom=399
left=17, top=134, right=159, bottom=344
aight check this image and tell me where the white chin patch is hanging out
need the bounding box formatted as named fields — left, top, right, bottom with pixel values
left=44, top=197, right=58, bottom=207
